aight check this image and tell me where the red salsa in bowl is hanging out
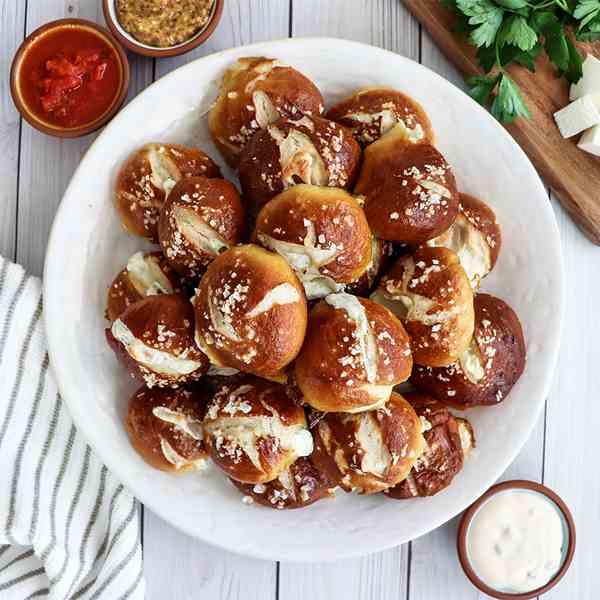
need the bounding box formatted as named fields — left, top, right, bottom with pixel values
left=11, top=20, right=129, bottom=137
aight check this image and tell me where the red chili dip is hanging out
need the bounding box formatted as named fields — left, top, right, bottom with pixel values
left=18, top=25, right=123, bottom=129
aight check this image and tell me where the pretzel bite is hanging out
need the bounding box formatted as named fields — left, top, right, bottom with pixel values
left=295, top=293, right=412, bottom=413
left=106, top=251, right=183, bottom=322
left=426, top=193, right=501, bottom=289
left=106, top=294, right=209, bottom=388
left=355, top=128, right=459, bottom=244
left=385, top=393, right=474, bottom=499
left=371, top=247, right=474, bottom=367
left=311, top=392, right=426, bottom=494
left=193, top=244, right=307, bottom=380
left=238, top=115, right=361, bottom=211
left=230, top=454, right=339, bottom=509
left=126, top=385, right=208, bottom=473
left=326, top=86, right=434, bottom=147
left=410, top=293, right=526, bottom=408
left=208, top=57, right=324, bottom=167
left=346, top=238, right=395, bottom=296
left=203, top=376, right=313, bottom=484
left=158, top=176, right=246, bottom=279
left=114, top=143, right=221, bottom=242
left=253, top=185, right=372, bottom=300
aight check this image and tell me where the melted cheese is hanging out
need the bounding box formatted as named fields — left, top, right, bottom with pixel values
left=257, top=228, right=344, bottom=300
left=152, top=406, right=203, bottom=440
left=325, top=293, right=378, bottom=383
left=427, top=215, right=491, bottom=288
left=174, top=206, right=229, bottom=256
left=356, top=414, right=390, bottom=476
left=207, top=293, right=242, bottom=342
left=111, top=319, right=203, bottom=376
left=269, top=126, right=328, bottom=187
left=253, top=90, right=280, bottom=128
left=458, top=340, right=485, bottom=383
left=205, top=415, right=313, bottom=469
left=148, top=147, right=178, bottom=196
left=126, top=252, right=173, bottom=296
left=246, top=283, right=301, bottom=318
left=346, top=109, right=424, bottom=143
left=160, top=438, right=207, bottom=471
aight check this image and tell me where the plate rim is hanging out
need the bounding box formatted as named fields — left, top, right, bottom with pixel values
left=43, top=36, right=565, bottom=562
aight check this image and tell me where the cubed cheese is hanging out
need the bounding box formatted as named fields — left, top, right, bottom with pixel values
left=578, top=124, right=600, bottom=157
left=570, top=54, right=600, bottom=101
left=554, top=95, right=600, bottom=139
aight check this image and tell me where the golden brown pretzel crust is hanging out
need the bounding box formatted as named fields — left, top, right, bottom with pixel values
left=326, top=86, right=434, bottom=147
left=229, top=454, right=338, bottom=509
left=208, top=57, right=324, bottom=167
left=114, top=143, right=221, bottom=242
left=106, top=293, right=209, bottom=388
left=385, top=393, right=472, bottom=499
left=193, top=244, right=307, bottom=379
left=295, top=296, right=413, bottom=413
left=106, top=251, right=183, bottom=322
left=126, top=385, right=208, bottom=473
left=410, top=293, right=526, bottom=408
left=158, top=176, right=246, bottom=279
left=355, top=130, right=459, bottom=243
left=372, top=247, right=474, bottom=367
left=253, top=185, right=372, bottom=293
left=238, top=115, right=361, bottom=211
left=203, top=376, right=312, bottom=484
left=311, top=392, right=425, bottom=494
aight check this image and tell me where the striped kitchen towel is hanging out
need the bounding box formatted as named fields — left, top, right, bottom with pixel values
left=0, top=257, right=145, bottom=599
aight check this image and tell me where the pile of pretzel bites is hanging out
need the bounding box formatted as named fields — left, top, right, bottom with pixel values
left=104, top=57, right=525, bottom=510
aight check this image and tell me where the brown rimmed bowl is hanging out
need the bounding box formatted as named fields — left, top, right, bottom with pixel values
left=10, top=19, right=130, bottom=139
left=102, top=0, right=224, bottom=58
left=457, top=480, right=576, bottom=600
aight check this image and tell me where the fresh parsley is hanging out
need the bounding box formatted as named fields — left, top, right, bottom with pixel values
left=445, top=0, right=596, bottom=123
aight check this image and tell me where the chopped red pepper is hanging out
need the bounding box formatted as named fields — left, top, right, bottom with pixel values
left=20, top=26, right=121, bottom=128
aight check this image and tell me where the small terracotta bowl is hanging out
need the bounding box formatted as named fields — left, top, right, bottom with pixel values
left=10, top=19, right=130, bottom=139
left=457, top=480, right=576, bottom=599
left=102, top=0, right=224, bottom=58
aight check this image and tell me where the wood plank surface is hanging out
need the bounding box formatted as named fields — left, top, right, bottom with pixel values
left=403, top=0, right=600, bottom=246
left=0, top=0, right=26, bottom=261
left=540, top=193, right=600, bottom=599
left=143, top=2, right=288, bottom=598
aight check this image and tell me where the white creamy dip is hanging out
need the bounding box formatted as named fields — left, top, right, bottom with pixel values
left=467, top=490, right=565, bottom=593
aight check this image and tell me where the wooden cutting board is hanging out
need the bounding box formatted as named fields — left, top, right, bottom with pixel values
left=403, top=0, right=600, bottom=245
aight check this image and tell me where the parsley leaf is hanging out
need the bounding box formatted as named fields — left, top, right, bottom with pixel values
left=499, top=15, right=539, bottom=50
left=491, top=73, right=532, bottom=123
left=564, top=35, right=584, bottom=82
left=544, top=29, right=570, bottom=71
left=446, top=0, right=590, bottom=123
left=467, top=73, right=501, bottom=106
left=574, top=0, right=600, bottom=25
left=456, top=0, right=505, bottom=47
left=494, top=0, right=529, bottom=10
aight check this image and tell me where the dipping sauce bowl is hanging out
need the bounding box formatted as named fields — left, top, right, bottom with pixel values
left=10, top=19, right=130, bottom=138
left=457, top=480, right=576, bottom=599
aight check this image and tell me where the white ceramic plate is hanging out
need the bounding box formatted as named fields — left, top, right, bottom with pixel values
left=44, top=38, right=563, bottom=562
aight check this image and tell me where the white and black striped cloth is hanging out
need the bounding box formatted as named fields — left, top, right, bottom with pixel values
left=0, top=257, right=145, bottom=599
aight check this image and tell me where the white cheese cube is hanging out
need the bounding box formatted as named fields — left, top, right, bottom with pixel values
left=570, top=54, right=600, bottom=101
left=554, top=95, right=600, bottom=138
left=578, top=124, right=600, bottom=157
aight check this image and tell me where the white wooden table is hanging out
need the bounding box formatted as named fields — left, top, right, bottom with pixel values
left=2, top=1, right=598, bottom=598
